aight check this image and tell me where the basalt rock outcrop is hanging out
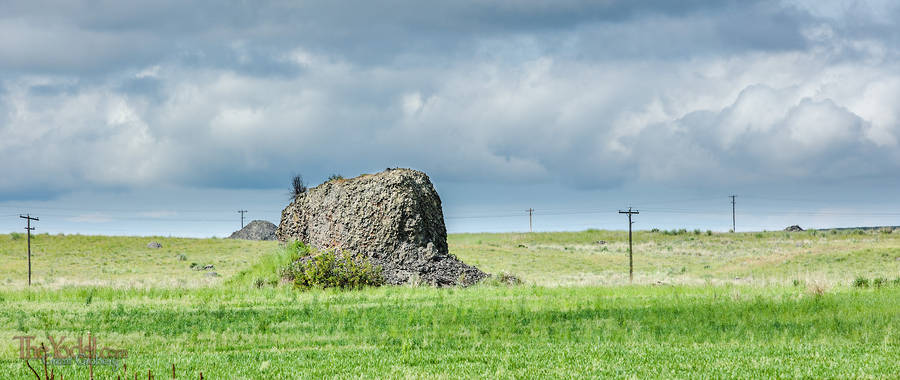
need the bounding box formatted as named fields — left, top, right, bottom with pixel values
left=229, top=220, right=277, bottom=240
left=276, top=168, right=487, bottom=286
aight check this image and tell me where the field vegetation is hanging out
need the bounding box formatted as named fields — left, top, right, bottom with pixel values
left=450, top=228, right=900, bottom=286
left=0, top=234, right=273, bottom=288
left=0, top=230, right=898, bottom=378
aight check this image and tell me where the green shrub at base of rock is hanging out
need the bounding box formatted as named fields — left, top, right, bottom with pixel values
left=285, top=250, right=384, bottom=290
left=288, top=240, right=312, bottom=260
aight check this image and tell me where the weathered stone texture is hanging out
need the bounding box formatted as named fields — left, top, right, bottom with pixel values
left=276, top=168, right=486, bottom=286
left=229, top=220, right=277, bottom=241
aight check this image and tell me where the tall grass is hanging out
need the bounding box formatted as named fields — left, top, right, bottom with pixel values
left=226, top=242, right=303, bottom=288
left=0, top=285, right=897, bottom=378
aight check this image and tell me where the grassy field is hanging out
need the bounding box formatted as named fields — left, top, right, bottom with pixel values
left=0, top=234, right=274, bottom=288
left=3, top=229, right=898, bottom=288
left=1, top=230, right=899, bottom=378
left=1, top=286, right=898, bottom=378
left=451, top=229, right=900, bottom=286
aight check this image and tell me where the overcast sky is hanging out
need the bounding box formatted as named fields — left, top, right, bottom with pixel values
left=2, top=0, right=900, bottom=236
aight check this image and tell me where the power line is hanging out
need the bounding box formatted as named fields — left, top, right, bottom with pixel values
left=445, top=213, right=523, bottom=219
left=624, top=196, right=723, bottom=206
left=0, top=204, right=284, bottom=214
left=740, top=195, right=879, bottom=204
left=20, top=215, right=240, bottom=223
left=3, top=201, right=899, bottom=219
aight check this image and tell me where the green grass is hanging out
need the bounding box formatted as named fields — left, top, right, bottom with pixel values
left=1, top=230, right=899, bottom=378
left=1, top=285, right=898, bottom=378
left=450, top=229, right=900, bottom=286
left=4, top=230, right=898, bottom=288
left=0, top=234, right=277, bottom=288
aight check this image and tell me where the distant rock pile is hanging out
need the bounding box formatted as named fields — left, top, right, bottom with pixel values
left=784, top=225, right=804, bottom=232
left=229, top=220, right=277, bottom=240
left=147, top=242, right=162, bottom=249
left=276, top=168, right=487, bottom=286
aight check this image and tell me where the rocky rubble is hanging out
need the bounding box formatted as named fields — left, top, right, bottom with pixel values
left=229, top=220, right=277, bottom=240
left=276, top=168, right=487, bottom=286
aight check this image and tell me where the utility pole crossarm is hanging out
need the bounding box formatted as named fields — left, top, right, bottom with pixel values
left=19, top=214, right=39, bottom=222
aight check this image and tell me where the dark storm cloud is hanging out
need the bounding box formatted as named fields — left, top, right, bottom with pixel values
left=0, top=0, right=805, bottom=75
left=1, top=0, right=899, bottom=201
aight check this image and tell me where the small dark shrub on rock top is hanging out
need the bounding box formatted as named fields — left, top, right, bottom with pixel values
left=291, top=174, right=307, bottom=198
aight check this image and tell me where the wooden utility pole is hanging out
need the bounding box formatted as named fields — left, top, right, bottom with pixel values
left=618, top=208, right=639, bottom=283
left=19, top=214, right=38, bottom=286
left=729, top=195, right=736, bottom=233
left=527, top=208, right=534, bottom=233
left=237, top=210, right=247, bottom=229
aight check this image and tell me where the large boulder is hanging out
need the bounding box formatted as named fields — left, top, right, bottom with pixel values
left=276, top=168, right=487, bottom=286
left=230, top=220, right=277, bottom=240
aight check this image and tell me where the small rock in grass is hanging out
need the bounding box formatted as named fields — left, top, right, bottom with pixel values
left=203, top=264, right=215, bottom=270
left=147, top=242, right=162, bottom=249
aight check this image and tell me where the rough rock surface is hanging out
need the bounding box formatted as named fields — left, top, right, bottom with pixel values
left=276, top=168, right=487, bottom=286
left=784, top=225, right=804, bottom=232
left=229, top=220, right=277, bottom=240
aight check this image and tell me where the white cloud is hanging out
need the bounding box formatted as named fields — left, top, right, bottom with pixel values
left=136, top=65, right=161, bottom=79
left=1, top=0, right=899, bottom=199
